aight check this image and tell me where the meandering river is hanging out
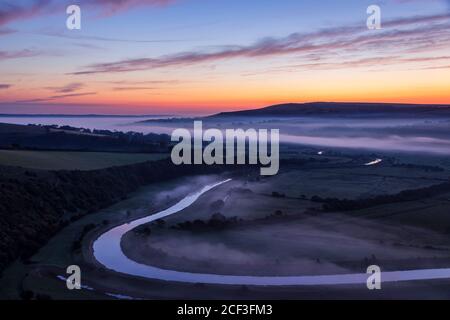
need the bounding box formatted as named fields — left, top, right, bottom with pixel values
left=93, top=179, right=450, bottom=286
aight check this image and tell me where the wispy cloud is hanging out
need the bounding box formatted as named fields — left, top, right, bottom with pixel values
left=80, top=0, right=175, bottom=16
left=106, top=80, right=180, bottom=85
left=15, top=92, right=96, bottom=103
left=71, top=13, right=450, bottom=75
left=0, top=84, right=12, bottom=90
left=268, top=55, right=450, bottom=73
left=36, top=31, right=189, bottom=44
left=45, top=82, right=84, bottom=93
left=0, top=49, right=41, bottom=61
left=109, top=79, right=184, bottom=91
left=112, top=86, right=156, bottom=91
left=0, top=27, right=15, bottom=36
left=0, top=0, right=175, bottom=27
left=0, top=0, right=51, bottom=26
left=418, top=64, right=450, bottom=70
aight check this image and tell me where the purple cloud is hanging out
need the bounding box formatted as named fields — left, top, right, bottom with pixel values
left=15, top=92, right=97, bottom=103
left=72, top=13, right=450, bottom=75
left=0, top=49, right=40, bottom=60
left=80, top=0, right=175, bottom=16
left=38, top=31, right=185, bottom=44
left=0, top=84, right=12, bottom=90
left=106, top=80, right=180, bottom=85
left=112, top=86, right=156, bottom=91
left=0, top=0, right=175, bottom=27
left=45, top=82, right=84, bottom=93
left=0, top=27, right=15, bottom=36
left=0, top=0, right=52, bottom=26
left=265, top=55, right=450, bottom=74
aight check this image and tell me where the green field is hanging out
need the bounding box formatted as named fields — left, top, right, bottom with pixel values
left=0, top=150, right=169, bottom=170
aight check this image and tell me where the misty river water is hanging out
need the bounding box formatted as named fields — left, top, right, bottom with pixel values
left=93, top=179, right=450, bottom=286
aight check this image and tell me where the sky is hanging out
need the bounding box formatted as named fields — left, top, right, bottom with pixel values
left=0, top=0, right=450, bottom=115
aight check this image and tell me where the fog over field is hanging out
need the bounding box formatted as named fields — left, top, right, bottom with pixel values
left=137, top=114, right=450, bottom=155
left=2, top=107, right=449, bottom=155
left=276, top=117, right=450, bottom=154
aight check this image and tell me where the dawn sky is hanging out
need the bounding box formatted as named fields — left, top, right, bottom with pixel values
left=0, top=0, right=449, bottom=115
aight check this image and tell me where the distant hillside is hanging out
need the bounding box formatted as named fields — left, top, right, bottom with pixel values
left=0, top=123, right=170, bottom=153
left=211, top=102, right=450, bottom=118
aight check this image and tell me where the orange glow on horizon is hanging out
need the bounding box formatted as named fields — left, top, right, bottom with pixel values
left=2, top=66, right=450, bottom=114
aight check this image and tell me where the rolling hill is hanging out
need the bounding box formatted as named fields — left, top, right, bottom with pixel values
left=211, top=102, right=450, bottom=118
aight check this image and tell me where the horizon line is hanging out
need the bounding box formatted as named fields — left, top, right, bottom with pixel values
left=2, top=100, right=450, bottom=117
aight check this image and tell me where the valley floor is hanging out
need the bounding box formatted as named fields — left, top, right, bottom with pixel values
left=2, top=148, right=450, bottom=299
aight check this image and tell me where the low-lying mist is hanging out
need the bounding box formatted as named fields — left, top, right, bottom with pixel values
left=157, top=115, right=450, bottom=155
